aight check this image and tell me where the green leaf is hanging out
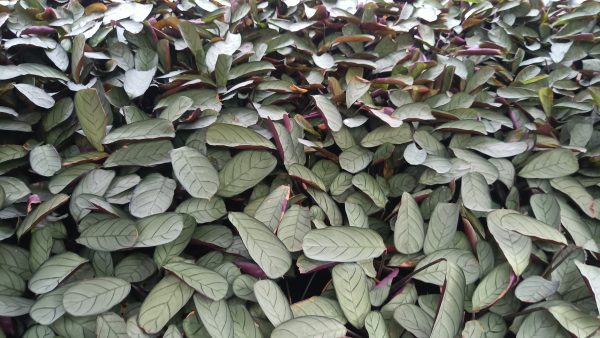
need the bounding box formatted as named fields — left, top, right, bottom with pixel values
left=17, top=193, right=69, bottom=238
left=254, top=279, right=293, bottom=326
left=291, top=296, right=346, bottom=324
left=114, top=253, right=156, bottom=283
left=518, top=149, right=578, bottom=179
left=129, top=173, right=176, bottom=218
left=332, top=263, right=370, bottom=329
left=228, top=61, right=275, bottom=80
left=123, top=68, right=155, bottom=99
left=393, top=304, right=434, bottom=338
left=360, top=125, right=412, bottom=148
left=302, top=227, right=385, bottom=262
left=423, top=203, right=459, bottom=254
left=277, top=205, right=311, bottom=252
left=461, top=172, right=492, bottom=212
left=29, top=145, right=61, bottom=177
left=215, top=54, right=232, bottom=87
left=207, top=123, right=276, bottom=150
left=472, top=264, right=514, bottom=312
left=550, top=177, right=596, bottom=218
left=28, top=253, right=88, bottom=294
left=229, top=302, right=262, bottom=338
left=413, top=249, right=480, bottom=285
left=104, top=140, right=173, bottom=167
left=365, top=311, right=390, bottom=338
left=499, top=213, right=567, bottom=244
left=175, top=196, right=226, bottom=223
left=96, top=312, right=128, bottom=338
left=76, top=218, right=138, bottom=251
left=394, top=192, right=425, bottom=254
left=193, top=294, right=235, bottom=338
left=0, top=295, right=34, bottom=316
left=217, top=151, right=277, bottom=197
left=430, top=262, right=466, bottom=338
left=530, top=194, right=561, bottom=228
left=29, top=284, right=69, bottom=325
left=48, top=163, right=97, bottom=194
left=159, top=96, right=193, bottom=122
left=487, top=209, right=531, bottom=275
left=14, top=83, right=55, bottom=109
left=345, top=201, right=368, bottom=228
left=254, top=185, right=290, bottom=231
left=346, top=76, right=371, bottom=108
left=164, top=261, right=228, bottom=300
left=0, top=176, right=30, bottom=204
left=228, top=212, right=291, bottom=278
left=547, top=303, right=600, bottom=338
left=339, top=145, right=373, bottom=173
left=134, top=213, right=184, bottom=247
left=352, top=172, right=387, bottom=208
left=74, top=89, right=107, bottom=151
left=306, top=187, right=342, bottom=226
left=137, top=275, right=194, bottom=334
left=394, top=103, right=435, bottom=121
left=271, top=316, right=346, bottom=338
left=171, top=146, right=219, bottom=199
left=574, top=261, right=600, bottom=313
left=63, top=278, right=130, bottom=316
left=514, top=276, right=559, bottom=303
left=538, top=87, right=553, bottom=116
left=153, top=214, right=196, bottom=267
left=287, top=164, right=326, bottom=191
left=103, top=119, right=175, bottom=144
left=312, top=95, right=342, bottom=132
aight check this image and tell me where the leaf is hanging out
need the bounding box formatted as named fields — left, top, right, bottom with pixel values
left=346, top=76, right=371, bottom=108
left=76, top=218, right=138, bottom=251
left=104, top=140, right=173, bottom=167
left=365, top=311, right=390, bottom=338
left=360, top=125, right=412, bottom=148
left=413, top=249, right=480, bottom=285
left=96, top=312, right=128, bottom=338
left=228, top=61, right=275, bottom=79
left=17, top=194, right=69, bottom=238
left=175, top=196, right=226, bottom=223
left=193, top=294, right=235, bottom=338
left=123, top=68, right=155, bottom=99
left=254, top=279, right=293, bottom=326
left=345, top=201, right=368, bottom=228
left=306, top=187, right=342, bottom=226
left=574, top=262, right=600, bottom=313
left=171, top=146, right=219, bottom=199
left=291, top=296, right=346, bottom=324
left=0, top=295, right=34, bottom=316
left=164, top=261, right=228, bottom=300
left=332, top=263, right=370, bottom=329
left=63, top=278, right=130, bottom=316
left=518, top=149, right=578, bottom=178
left=302, top=227, right=385, bottom=262
left=134, top=213, right=184, bottom=247
left=312, top=95, right=342, bottom=132
left=29, top=285, right=68, bottom=325
left=0, top=176, right=30, bottom=204
left=287, top=164, right=326, bottom=191
left=530, top=194, right=561, bottom=228
left=103, top=119, right=175, bottom=144
left=270, top=316, right=346, bottom=338
left=394, top=103, right=435, bottom=121
left=207, top=123, right=276, bottom=150
left=423, top=203, right=459, bottom=254
left=217, top=151, right=277, bottom=197
left=48, top=163, right=97, bottom=194
left=28, top=253, right=88, bottom=294
left=339, top=145, right=373, bottom=173
left=137, top=275, right=194, bottom=334
left=129, top=173, right=176, bottom=218
left=114, top=253, right=156, bottom=282
left=153, top=214, right=196, bottom=267
left=472, top=264, right=514, bottom=312
left=393, top=304, right=434, bottom=338
left=352, top=172, right=387, bottom=208
left=254, top=185, right=289, bottom=231
left=547, top=303, right=600, bottom=338
left=430, top=262, right=466, bottom=338
left=159, top=96, right=193, bottom=122
left=394, top=192, right=425, bottom=254
left=550, top=177, right=596, bottom=218
left=461, top=172, right=492, bottom=212
left=499, top=213, right=567, bottom=244
left=228, top=212, right=291, bottom=278
left=74, top=89, right=107, bottom=151
left=487, top=209, right=531, bottom=275
left=14, top=84, right=55, bottom=109
left=514, top=276, right=559, bottom=303
left=29, top=145, right=61, bottom=177
left=277, top=205, right=312, bottom=252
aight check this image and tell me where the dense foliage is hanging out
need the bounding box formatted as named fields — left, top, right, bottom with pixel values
left=1, top=0, right=600, bottom=337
